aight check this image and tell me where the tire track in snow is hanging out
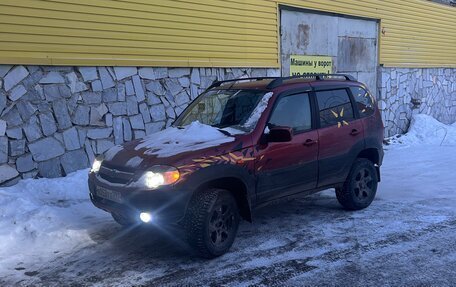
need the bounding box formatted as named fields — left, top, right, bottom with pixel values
left=5, top=199, right=455, bottom=287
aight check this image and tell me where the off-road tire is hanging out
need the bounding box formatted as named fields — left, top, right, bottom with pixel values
left=111, top=212, right=136, bottom=226
left=336, top=158, right=378, bottom=210
left=184, top=188, right=240, bottom=258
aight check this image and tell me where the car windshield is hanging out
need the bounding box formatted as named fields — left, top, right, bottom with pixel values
left=174, top=89, right=269, bottom=132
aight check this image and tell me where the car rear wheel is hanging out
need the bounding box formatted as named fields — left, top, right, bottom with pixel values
left=336, top=158, right=378, bottom=210
left=184, top=188, right=240, bottom=258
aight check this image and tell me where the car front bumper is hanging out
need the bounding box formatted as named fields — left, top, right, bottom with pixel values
left=88, top=172, right=193, bottom=224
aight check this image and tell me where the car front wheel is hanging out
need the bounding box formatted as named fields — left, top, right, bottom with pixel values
left=184, top=188, right=240, bottom=258
left=336, top=158, right=378, bottom=210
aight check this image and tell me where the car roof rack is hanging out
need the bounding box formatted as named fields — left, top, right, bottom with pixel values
left=205, top=74, right=356, bottom=91
left=207, top=77, right=278, bottom=90
left=266, top=73, right=356, bottom=89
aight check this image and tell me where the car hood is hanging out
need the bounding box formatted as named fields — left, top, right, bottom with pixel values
left=102, top=122, right=251, bottom=170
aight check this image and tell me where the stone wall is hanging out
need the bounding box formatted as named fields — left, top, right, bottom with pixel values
left=378, top=67, right=456, bottom=137
left=0, top=65, right=279, bottom=185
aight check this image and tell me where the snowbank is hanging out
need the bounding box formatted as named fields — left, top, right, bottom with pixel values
left=387, top=114, right=456, bottom=147
left=135, top=121, right=235, bottom=158
left=104, top=144, right=124, bottom=161
left=0, top=170, right=108, bottom=271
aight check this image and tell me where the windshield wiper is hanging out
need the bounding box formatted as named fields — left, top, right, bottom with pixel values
left=216, top=128, right=232, bottom=136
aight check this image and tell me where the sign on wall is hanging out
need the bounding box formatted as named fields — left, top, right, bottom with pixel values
left=290, top=55, right=333, bottom=76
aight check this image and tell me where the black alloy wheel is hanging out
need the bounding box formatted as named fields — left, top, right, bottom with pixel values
left=184, top=188, right=240, bottom=258
left=336, top=158, right=378, bottom=210
left=208, top=202, right=236, bottom=247
left=353, top=167, right=375, bottom=202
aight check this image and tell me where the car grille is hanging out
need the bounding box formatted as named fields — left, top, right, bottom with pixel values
left=98, top=165, right=135, bottom=184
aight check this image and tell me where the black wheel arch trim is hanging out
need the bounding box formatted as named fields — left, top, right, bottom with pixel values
left=179, top=163, right=255, bottom=222
left=355, top=145, right=383, bottom=182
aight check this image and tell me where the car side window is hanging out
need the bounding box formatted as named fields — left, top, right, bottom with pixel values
left=268, top=93, right=312, bottom=133
left=350, top=87, right=375, bottom=117
left=316, top=89, right=354, bottom=128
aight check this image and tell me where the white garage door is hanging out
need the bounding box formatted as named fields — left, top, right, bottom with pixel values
left=280, top=8, right=379, bottom=96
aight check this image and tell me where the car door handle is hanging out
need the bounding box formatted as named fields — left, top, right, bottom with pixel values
left=303, top=139, right=318, bottom=146
left=350, top=129, right=361, bottom=136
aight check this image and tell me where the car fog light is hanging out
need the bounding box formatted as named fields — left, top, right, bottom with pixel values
left=140, top=212, right=152, bottom=223
left=91, top=159, right=102, bottom=173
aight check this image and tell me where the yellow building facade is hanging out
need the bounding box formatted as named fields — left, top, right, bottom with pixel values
left=0, top=0, right=454, bottom=68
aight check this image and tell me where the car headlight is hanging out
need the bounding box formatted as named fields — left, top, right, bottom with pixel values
left=91, top=159, right=102, bottom=173
left=138, top=166, right=180, bottom=189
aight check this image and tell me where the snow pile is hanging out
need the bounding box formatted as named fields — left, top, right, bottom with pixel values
left=135, top=121, right=235, bottom=157
left=104, top=145, right=124, bottom=161
left=243, top=92, right=274, bottom=128
left=125, top=156, right=143, bottom=167
left=387, top=114, right=456, bottom=147
left=0, top=170, right=108, bottom=271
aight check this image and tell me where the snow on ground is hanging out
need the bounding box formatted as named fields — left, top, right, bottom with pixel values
left=0, top=114, right=455, bottom=286
left=0, top=170, right=108, bottom=277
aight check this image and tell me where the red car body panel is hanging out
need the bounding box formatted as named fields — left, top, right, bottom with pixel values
left=88, top=77, right=384, bottom=223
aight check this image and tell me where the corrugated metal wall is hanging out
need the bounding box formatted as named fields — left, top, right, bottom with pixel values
left=0, top=0, right=279, bottom=67
left=0, top=0, right=454, bottom=68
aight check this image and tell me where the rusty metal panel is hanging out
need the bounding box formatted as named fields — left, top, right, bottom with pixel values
left=280, top=9, right=379, bottom=95
left=280, top=10, right=339, bottom=75
left=337, top=37, right=378, bottom=72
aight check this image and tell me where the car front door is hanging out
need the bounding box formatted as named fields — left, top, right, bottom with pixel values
left=315, top=88, right=365, bottom=187
left=255, top=91, right=319, bottom=203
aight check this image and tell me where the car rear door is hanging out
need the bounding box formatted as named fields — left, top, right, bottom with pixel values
left=350, top=86, right=384, bottom=155
left=315, top=87, right=365, bottom=187
left=255, top=90, right=319, bottom=203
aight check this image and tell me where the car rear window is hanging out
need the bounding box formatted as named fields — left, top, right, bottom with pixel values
left=350, top=86, right=375, bottom=117
left=316, top=89, right=354, bottom=128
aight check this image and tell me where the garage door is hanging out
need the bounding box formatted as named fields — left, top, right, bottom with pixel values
left=280, top=8, right=379, bottom=97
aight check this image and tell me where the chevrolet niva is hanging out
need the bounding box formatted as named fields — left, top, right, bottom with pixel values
left=88, top=74, right=384, bottom=258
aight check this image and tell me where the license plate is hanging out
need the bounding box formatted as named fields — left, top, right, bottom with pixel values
left=96, top=187, right=122, bottom=203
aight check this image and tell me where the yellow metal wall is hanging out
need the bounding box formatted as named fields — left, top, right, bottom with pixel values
left=0, top=0, right=454, bottom=68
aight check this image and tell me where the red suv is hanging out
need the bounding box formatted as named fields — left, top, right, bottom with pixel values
left=88, top=74, right=384, bottom=258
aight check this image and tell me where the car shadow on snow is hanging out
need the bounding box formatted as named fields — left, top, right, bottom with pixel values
left=86, top=220, right=192, bottom=258
left=29, top=190, right=375, bottom=286
left=83, top=190, right=353, bottom=262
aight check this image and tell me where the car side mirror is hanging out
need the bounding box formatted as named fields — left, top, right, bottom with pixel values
left=267, top=127, right=293, bottom=142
